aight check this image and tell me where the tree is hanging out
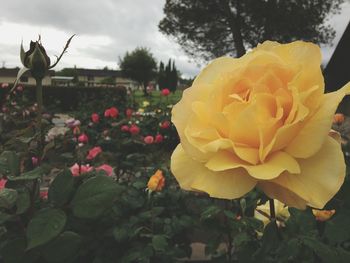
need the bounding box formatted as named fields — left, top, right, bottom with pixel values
left=169, top=60, right=178, bottom=92
left=159, top=0, right=344, bottom=60
left=158, top=61, right=167, bottom=89
left=119, top=48, right=157, bottom=95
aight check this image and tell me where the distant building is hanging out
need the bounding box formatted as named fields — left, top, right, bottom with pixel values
left=0, top=67, right=54, bottom=86
left=0, top=67, right=139, bottom=90
left=62, top=68, right=140, bottom=90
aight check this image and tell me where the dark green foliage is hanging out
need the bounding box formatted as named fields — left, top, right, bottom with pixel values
left=159, top=0, right=344, bottom=60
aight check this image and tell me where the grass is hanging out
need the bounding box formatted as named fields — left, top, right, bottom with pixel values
left=133, top=90, right=183, bottom=106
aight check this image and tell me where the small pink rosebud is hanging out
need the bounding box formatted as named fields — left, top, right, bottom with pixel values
left=91, top=113, right=99, bottom=123
left=161, top=88, right=170, bottom=96
left=121, top=125, right=129, bottom=132
left=78, top=133, right=89, bottom=143
left=129, top=124, right=140, bottom=135
left=86, top=146, right=102, bottom=160
left=155, top=134, right=164, bottom=143
left=96, top=164, right=113, bottom=176
left=16, top=85, right=24, bottom=92
left=126, top=108, right=133, bottom=118
left=160, top=120, right=171, bottom=129
left=144, top=135, right=154, bottom=144
left=32, top=157, right=39, bottom=167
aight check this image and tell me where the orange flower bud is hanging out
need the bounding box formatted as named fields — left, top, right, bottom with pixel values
left=147, top=170, right=165, bottom=191
left=333, top=113, right=345, bottom=125
left=312, top=209, right=336, bottom=222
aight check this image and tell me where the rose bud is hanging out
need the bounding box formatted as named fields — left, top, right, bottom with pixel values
left=312, top=209, right=336, bottom=222
left=155, top=134, right=164, bottom=143
left=91, top=113, right=100, bottom=123
left=78, top=133, right=89, bottom=143
left=96, top=164, right=114, bottom=176
left=144, top=135, right=154, bottom=144
left=121, top=125, right=129, bottom=132
left=147, top=170, right=165, bottom=192
left=16, top=85, right=24, bottom=92
left=22, top=40, right=51, bottom=80
left=129, top=124, right=140, bottom=135
left=161, top=88, right=170, bottom=96
left=333, top=113, right=345, bottom=125
left=126, top=108, right=133, bottom=118
left=86, top=146, right=102, bottom=160
left=32, top=156, right=39, bottom=167
left=1, top=83, right=9, bottom=89
left=160, top=120, right=171, bottom=129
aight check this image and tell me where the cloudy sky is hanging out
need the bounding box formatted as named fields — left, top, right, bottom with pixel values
left=0, top=0, right=349, bottom=78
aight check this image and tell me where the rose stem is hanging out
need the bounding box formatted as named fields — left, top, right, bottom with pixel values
left=269, top=199, right=276, bottom=221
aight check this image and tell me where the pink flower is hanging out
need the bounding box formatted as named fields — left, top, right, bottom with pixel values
left=161, top=88, right=170, bottom=96
left=91, top=113, right=100, bottom=123
left=160, top=120, right=171, bottom=129
left=96, top=164, right=113, bottom=176
left=144, top=135, right=154, bottom=144
left=126, top=108, right=133, bottom=118
left=32, top=157, right=39, bottom=167
left=129, top=124, right=140, bottom=135
left=70, top=163, right=93, bottom=177
left=121, top=125, right=129, bottom=132
left=104, top=107, right=119, bottom=118
left=87, top=146, right=102, bottom=160
left=78, top=133, right=89, bottom=143
left=16, top=85, right=24, bottom=92
left=1, top=83, right=9, bottom=89
left=0, top=179, right=7, bottom=189
left=155, top=134, right=164, bottom=143
left=40, top=191, right=48, bottom=199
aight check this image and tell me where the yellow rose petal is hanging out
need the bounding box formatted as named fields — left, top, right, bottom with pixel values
left=263, top=136, right=345, bottom=209
left=286, top=82, right=350, bottom=158
left=171, top=144, right=257, bottom=199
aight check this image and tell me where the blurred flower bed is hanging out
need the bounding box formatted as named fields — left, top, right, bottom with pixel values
left=1, top=81, right=350, bottom=262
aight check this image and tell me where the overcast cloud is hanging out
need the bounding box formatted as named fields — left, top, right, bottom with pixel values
left=0, top=0, right=349, bottom=78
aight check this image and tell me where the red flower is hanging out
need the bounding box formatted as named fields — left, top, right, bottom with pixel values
left=0, top=179, right=7, bottom=189
left=32, top=157, right=39, bottom=167
left=161, top=88, right=170, bottom=96
left=105, top=107, right=119, bottom=118
left=40, top=191, right=48, bottom=200
left=121, top=125, right=129, bottom=132
left=78, top=133, right=89, bottom=143
left=96, top=164, right=114, bottom=176
left=144, top=135, right=154, bottom=144
left=155, top=134, right=164, bottom=143
left=70, top=163, right=93, bottom=176
left=129, top=124, right=140, bottom=135
left=91, top=113, right=100, bottom=123
left=87, top=146, right=102, bottom=160
left=126, top=108, right=133, bottom=118
left=160, top=120, right=171, bottom=129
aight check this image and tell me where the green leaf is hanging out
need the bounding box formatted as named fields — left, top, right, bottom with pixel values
left=324, top=209, right=350, bottom=244
left=200, top=205, right=221, bottom=220
left=0, top=151, right=20, bottom=177
left=26, top=208, right=66, bottom=250
left=16, top=188, right=30, bottom=214
left=259, top=220, right=280, bottom=254
left=303, top=236, right=335, bottom=262
left=0, top=237, right=26, bottom=263
left=113, top=227, right=129, bottom=242
left=42, top=231, right=82, bottom=263
left=8, top=167, right=43, bottom=181
left=71, top=176, right=122, bottom=219
left=48, top=169, right=75, bottom=207
left=0, top=188, right=18, bottom=209
left=152, top=235, right=168, bottom=252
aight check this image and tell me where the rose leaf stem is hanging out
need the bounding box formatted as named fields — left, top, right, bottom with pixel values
left=269, top=198, right=276, bottom=221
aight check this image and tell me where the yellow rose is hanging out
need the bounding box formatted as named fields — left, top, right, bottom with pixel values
left=147, top=170, right=165, bottom=192
left=312, top=209, right=335, bottom=222
left=171, top=41, right=350, bottom=209
left=143, top=101, right=150, bottom=107
left=255, top=200, right=290, bottom=226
